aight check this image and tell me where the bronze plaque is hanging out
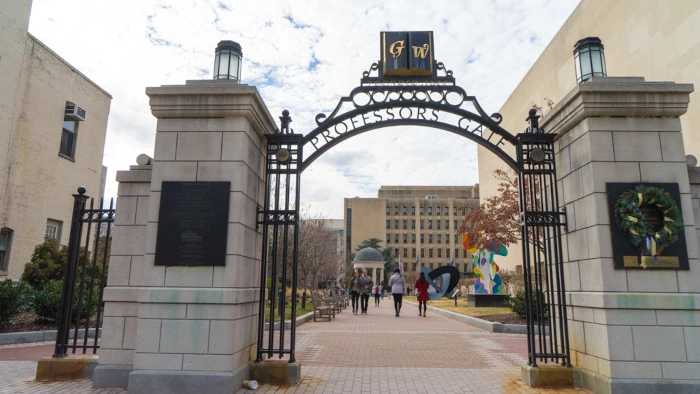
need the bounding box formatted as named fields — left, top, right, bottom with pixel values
left=155, top=182, right=230, bottom=266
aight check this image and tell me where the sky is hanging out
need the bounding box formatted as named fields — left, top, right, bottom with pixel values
left=28, top=0, right=579, bottom=219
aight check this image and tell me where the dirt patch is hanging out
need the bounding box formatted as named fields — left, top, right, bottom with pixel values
left=0, top=312, right=90, bottom=334
left=477, top=313, right=527, bottom=325
left=0, top=312, right=57, bottom=334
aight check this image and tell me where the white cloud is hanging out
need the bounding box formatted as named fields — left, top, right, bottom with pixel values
left=28, top=0, right=579, bottom=218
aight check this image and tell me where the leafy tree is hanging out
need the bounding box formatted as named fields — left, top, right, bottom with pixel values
left=0, top=279, right=31, bottom=328
left=459, top=169, right=543, bottom=251
left=21, top=237, right=110, bottom=290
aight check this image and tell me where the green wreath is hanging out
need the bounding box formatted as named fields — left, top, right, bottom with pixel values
left=614, top=185, right=683, bottom=253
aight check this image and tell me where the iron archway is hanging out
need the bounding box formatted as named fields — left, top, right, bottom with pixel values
left=255, top=58, right=570, bottom=370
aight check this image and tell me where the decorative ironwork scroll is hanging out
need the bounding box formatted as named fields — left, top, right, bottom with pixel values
left=299, top=61, right=517, bottom=172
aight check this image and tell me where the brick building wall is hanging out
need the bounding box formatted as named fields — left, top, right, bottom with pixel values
left=0, top=0, right=112, bottom=279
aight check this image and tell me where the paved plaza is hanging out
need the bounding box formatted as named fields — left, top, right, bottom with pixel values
left=0, top=299, right=590, bottom=393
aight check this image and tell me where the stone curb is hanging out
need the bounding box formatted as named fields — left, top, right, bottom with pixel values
left=263, top=311, right=314, bottom=330
left=0, top=328, right=100, bottom=346
left=404, top=301, right=549, bottom=335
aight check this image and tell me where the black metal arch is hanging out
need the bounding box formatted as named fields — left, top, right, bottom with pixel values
left=300, top=101, right=519, bottom=172
left=256, top=59, right=570, bottom=371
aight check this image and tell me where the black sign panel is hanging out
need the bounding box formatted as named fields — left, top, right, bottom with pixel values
left=606, top=183, right=688, bottom=270
left=381, top=31, right=434, bottom=77
left=155, top=182, right=230, bottom=267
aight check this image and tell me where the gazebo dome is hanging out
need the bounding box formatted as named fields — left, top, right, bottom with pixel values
left=354, top=247, right=384, bottom=262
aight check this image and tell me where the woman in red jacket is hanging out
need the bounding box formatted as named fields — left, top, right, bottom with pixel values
left=414, top=272, right=430, bottom=317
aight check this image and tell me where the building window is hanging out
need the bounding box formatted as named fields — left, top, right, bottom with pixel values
left=395, top=234, right=399, bottom=243
left=446, top=248, right=450, bottom=258
left=428, top=220, right=433, bottom=230
left=395, top=248, right=399, bottom=257
left=429, top=249, right=433, bottom=258
left=45, top=219, right=62, bottom=241
left=403, top=206, right=407, bottom=215
left=454, top=220, right=457, bottom=229
left=403, top=248, right=408, bottom=258
left=420, top=206, right=424, bottom=215
left=463, top=249, right=468, bottom=258
left=421, top=248, right=425, bottom=258
left=403, top=234, right=408, bottom=243
left=429, top=234, right=433, bottom=244
left=437, top=221, right=441, bottom=230
left=445, top=220, right=449, bottom=230
left=411, top=206, right=415, bottom=215
left=394, top=220, right=398, bottom=229
left=403, top=220, right=407, bottom=229
left=412, top=234, right=416, bottom=242
left=386, top=220, right=390, bottom=229
left=411, top=220, right=415, bottom=229
left=412, top=248, right=416, bottom=258
left=394, top=206, right=399, bottom=215
left=437, top=206, right=441, bottom=216
left=454, top=207, right=457, bottom=215
left=420, top=220, right=424, bottom=229
left=446, top=234, right=450, bottom=243
left=437, top=234, right=441, bottom=244
left=455, top=248, right=459, bottom=258
left=430, top=263, right=434, bottom=269
left=386, top=206, right=390, bottom=215
left=0, top=228, right=13, bottom=272
left=60, top=117, right=78, bottom=159
left=420, top=234, right=424, bottom=243
left=387, top=233, right=391, bottom=243
left=428, top=206, right=432, bottom=215
left=438, top=248, right=442, bottom=258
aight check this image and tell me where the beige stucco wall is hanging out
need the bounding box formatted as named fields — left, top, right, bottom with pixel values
left=0, top=0, right=112, bottom=279
left=477, top=0, right=700, bottom=270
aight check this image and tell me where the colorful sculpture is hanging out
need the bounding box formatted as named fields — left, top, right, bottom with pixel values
left=462, top=234, right=506, bottom=295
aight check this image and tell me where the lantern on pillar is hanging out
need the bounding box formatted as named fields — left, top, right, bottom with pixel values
left=574, top=37, right=606, bottom=83
left=213, top=40, right=242, bottom=81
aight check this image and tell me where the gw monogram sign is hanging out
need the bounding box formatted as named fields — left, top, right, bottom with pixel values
left=381, top=31, right=434, bottom=77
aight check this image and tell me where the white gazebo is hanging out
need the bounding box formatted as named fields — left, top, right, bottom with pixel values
left=353, top=247, right=386, bottom=284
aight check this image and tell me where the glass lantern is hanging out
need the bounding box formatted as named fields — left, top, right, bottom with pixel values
left=213, top=40, right=242, bottom=80
left=574, top=37, right=606, bottom=83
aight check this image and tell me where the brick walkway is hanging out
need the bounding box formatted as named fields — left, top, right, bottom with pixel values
left=238, top=300, right=590, bottom=393
left=0, top=300, right=589, bottom=393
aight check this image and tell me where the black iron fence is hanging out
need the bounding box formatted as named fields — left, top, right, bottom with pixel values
left=516, top=110, right=571, bottom=367
left=53, top=187, right=115, bottom=358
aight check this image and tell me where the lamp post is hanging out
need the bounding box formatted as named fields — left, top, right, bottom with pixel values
left=574, top=37, right=606, bottom=83
left=213, top=40, right=242, bottom=80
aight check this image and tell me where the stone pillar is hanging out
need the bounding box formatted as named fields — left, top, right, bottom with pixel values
left=92, top=156, right=153, bottom=387
left=95, top=80, right=276, bottom=394
left=545, top=77, right=698, bottom=393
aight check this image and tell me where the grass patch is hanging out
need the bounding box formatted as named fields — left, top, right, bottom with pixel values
left=264, top=301, right=314, bottom=323
left=425, top=298, right=513, bottom=317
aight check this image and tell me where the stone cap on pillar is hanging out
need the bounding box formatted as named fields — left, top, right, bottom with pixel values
left=542, top=77, right=694, bottom=137
left=145, top=79, right=277, bottom=137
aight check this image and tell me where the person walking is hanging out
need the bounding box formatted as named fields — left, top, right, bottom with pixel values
left=414, top=272, right=430, bottom=317
left=372, top=282, right=381, bottom=307
left=359, top=269, right=373, bottom=314
left=388, top=268, right=405, bottom=317
left=349, top=271, right=361, bottom=315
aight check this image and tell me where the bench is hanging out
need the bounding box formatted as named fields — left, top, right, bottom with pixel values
left=311, top=292, right=335, bottom=322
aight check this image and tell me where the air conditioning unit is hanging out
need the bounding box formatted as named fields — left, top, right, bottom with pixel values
left=65, top=104, right=87, bottom=121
